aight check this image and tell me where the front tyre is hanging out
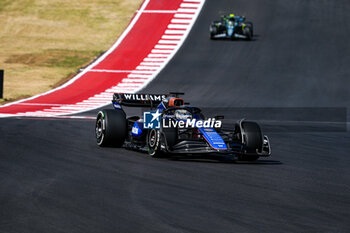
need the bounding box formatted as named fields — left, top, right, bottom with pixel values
left=243, top=26, right=252, bottom=41
left=210, top=25, right=217, bottom=39
left=237, top=121, right=263, bottom=161
left=147, top=129, right=162, bottom=157
left=245, top=21, right=254, bottom=36
left=95, top=109, right=127, bottom=147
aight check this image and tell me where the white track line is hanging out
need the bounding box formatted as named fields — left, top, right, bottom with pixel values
left=51, top=106, right=88, bottom=110
left=117, top=83, right=144, bottom=87
left=136, top=66, right=158, bottom=70
left=171, top=19, right=192, bottom=23
left=150, top=49, right=174, bottom=53
left=76, top=103, right=106, bottom=106
left=137, top=10, right=178, bottom=13
left=43, top=109, right=76, bottom=113
left=81, top=100, right=111, bottom=104
left=174, top=13, right=194, bottom=18
left=162, top=35, right=183, bottom=39
left=16, top=103, right=67, bottom=106
left=154, top=44, right=177, bottom=49
left=177, top=8, right=197, bottom=13
left=164, top=30, right=185, bottom=34
left=158, top=40, right=179, bottom=44
left=95, top=93, right=113, bottom=97
left=180, top=3, right=200, bottom=7
left=147, top=53, right=170, bottom=57
left=129, top=70, right=154, bottom=74
left=143, top=57, right=167, bottom=62
left=122, top=78, right=147, bottom=83
left=127, top=74, right=153, bottom=78
left=168, top=24, right=189, bottom=29
left=137, top=62, right=162, bottom=65
left=89, top=69, right=133, bottom=73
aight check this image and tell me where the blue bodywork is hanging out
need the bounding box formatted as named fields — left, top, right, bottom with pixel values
left=113, top=102, right=122, bottom=109
left=131, top=121, right=143, bottom=137
left=198, top=127, right=227, bottom=150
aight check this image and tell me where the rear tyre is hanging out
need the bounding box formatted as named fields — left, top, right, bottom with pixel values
left=95, top=109, right=127, bottom=147
left=237, top=121, right=263, bottom=161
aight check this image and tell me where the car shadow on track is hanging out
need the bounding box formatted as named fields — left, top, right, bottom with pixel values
left=161, top=153, right=281, bottom=165
left=210, top=34, right=260, bottom=42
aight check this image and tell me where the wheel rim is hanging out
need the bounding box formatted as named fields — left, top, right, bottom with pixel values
left=95, top=117, right=104, bottom=143
left=149, top=129, right=156, bottom=147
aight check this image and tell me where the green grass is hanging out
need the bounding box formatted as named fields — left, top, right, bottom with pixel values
left=6, top=49, right=103, bottom=68
left=0, top=0, right=12, bottom=12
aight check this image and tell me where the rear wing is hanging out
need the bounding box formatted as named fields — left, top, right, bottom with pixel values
left=113, top=93, right=167, bottom=108
left=112, top=92, right=184, bottom=108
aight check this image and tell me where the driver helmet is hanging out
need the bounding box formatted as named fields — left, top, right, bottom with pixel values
left=175, top=109, right=192, bottom=120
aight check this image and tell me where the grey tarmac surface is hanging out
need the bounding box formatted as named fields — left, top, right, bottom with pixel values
left=1, top=0, right=350, bottom=232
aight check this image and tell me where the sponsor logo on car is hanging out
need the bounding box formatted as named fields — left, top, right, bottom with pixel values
left=144, top=110, right=222, bottom=129
left=123, top=94, right=166, bottom=102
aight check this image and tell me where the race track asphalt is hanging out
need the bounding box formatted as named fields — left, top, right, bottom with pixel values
left=1, top=0, right=350, bottom=232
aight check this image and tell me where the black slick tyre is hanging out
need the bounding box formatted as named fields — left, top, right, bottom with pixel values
left=95, top=109, right=127, bottom=147
left=245, top=21, right=253, bottom=36
left=210, top=25, right=217, bottom=39
left=243, top=26, right=252, bottom=40
left=237, top=121, right=263, bottom=161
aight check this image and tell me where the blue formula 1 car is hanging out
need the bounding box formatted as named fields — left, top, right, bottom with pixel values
left=95, top=93, right=271, bottom=161
left=210, top=14, right=253, bottom=40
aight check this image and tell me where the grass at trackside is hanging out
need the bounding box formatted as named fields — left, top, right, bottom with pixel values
left=0, top=0, right=143, bottom=104
left=5, top=50, right=102, bottom=68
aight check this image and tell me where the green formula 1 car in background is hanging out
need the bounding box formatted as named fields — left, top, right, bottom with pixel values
left=210, top=14, right=253, bottom=40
